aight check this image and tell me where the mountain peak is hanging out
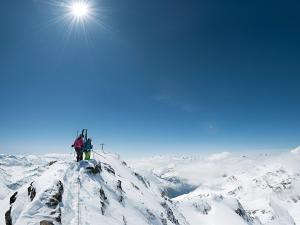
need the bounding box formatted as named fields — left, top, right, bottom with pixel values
left=1, top=153, right=188, bottom=225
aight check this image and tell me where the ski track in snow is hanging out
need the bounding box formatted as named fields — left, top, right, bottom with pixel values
left=62, top=162, right=79, bottom=225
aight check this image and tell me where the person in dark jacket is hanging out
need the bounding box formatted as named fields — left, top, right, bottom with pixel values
left=83, top=138, right=93, bottom=160
left=72, top=134, right=84, bottom=162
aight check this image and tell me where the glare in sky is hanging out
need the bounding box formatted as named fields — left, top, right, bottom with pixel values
left=69, top=1, right=90, bottom=20
left=42, top=0, right=108, bottom=45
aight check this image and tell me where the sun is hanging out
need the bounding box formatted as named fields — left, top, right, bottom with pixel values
left=45, top=0, right=106, bottom=42
left=66, top=1, right=92, bottom=22
left=70, top=2, right=90, bottom=19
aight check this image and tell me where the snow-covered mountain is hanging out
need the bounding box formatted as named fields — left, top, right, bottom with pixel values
left=129, top=150, right=300, bottom=225
left=1, top=149, right=299, bottom=225
left=0, top=154, right=63, bottom=200
left=0, top=153, right=188, bottom=225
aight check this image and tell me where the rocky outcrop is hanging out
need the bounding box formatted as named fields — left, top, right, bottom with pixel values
left=86, top=162, right=102, bottom=174
left=46, top=181, right=64, bottom=209
left=40, top=220, right=54, bottom=225
left=117, top=180, right=123, bottom=191
left=131, top=182, right=140, bottom=190
left=160, top=213, right=168, bottom=225
left=117, top=180, right=125, bottom=205
left=5, top=191, right=19, bottom=225
left=161, top=202, right=180, bottom=225
left=42, top=180, right=64, bottom=224
left=103, top=163, right=115, bottom=175
left=99, top=186, right=108, bottom=215
left=134, top=172, right=149, bottom=188
left=235, top=200, right=254, bottom=224
left=48, top=161, right=57, bottom=166
left=193, top=200, right=212, bottom=215
left=28, top=182, right=36, bottom=201
left=122, top=216, right=127, bottom=225
left=5, top=207, right=12, bottom=225
left=9, top=192, right=17, bottom=205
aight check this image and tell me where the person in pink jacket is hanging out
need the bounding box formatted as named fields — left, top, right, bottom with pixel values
left=72, top=134, right=84, bottom=162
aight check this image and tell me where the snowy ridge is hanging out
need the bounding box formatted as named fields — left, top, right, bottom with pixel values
left=0, top=152, right=189, bottom=225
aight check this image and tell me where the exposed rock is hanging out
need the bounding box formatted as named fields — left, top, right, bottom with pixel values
left=86, top=162, right=102, bottom=174
left=164, top=176, right=183, bottom=184
left=134, top=172, right=149, bottom=188
left=40, top=220, right=54, bottom=225
left=161, top=202, right=180, bottom=225
left=28, top=182, right=36, bottom=201
left=48, top=161, right=57, bottom=166
left=228, top=186, right=243, bottom=196
left=123, top=216, right=127, bottom=225
left=100, top=201, right=106, bottom=215
left=55, top=208, right=62, bottom=223
left=46, top=181, right=64, bottom=208
left=291, top=197, right=298, bottom=203
left=214, top=195, right=224, bottom=201
left=99, top=187, right=108, bottom=215
left=131, top=182, right=140, bottom=190
left=146, top=209, right=156, bottom=222
left=193, top=200, right=211, bottom=215
left=257, top=170, right=294, bottom=193
left=235, top=200, right=253, bottom=223
left=100, top=187, right=107, bottom=201
left=116, top=180, right=125, bottom=205
left=119, top=195, right=124, bottom=204
left=5, top=207, right=12, bottom=225
left=42, top=181, right=63, bottom=223
left=103, top=163, right=115, bottom=175
left=161, top=190, right=167, bottom=198
left=160, top=213, right=168, bottom=225
left=9, top=192, right=18, bottom=205
left=226, top=175, right=238, bottom=182
left=117, top=180, right=123, bottom=191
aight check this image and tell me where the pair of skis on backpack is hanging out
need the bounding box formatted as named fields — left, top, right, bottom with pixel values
left=73, top=129, right=93, bottom=161
left=81, top=129, right=93, bottom=158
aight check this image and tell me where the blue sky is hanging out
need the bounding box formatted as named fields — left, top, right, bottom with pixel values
left=1, top=0, right=300, bottom=156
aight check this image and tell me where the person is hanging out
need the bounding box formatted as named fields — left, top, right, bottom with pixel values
left=72, top=134, right=84, bottom=162
left=83, top=138, right=93, bottom=160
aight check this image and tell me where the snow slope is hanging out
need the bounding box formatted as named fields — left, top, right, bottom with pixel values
left=0, top=154, right=64, bottom=200
left=129, top=151, right=300, bottom=225
left=0, top=152, right=188, bottom=225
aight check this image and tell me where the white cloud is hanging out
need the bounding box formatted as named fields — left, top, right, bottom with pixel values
left=291, top=146, right=300, bottom=154
left=205, top=152, right=231, bottom=161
